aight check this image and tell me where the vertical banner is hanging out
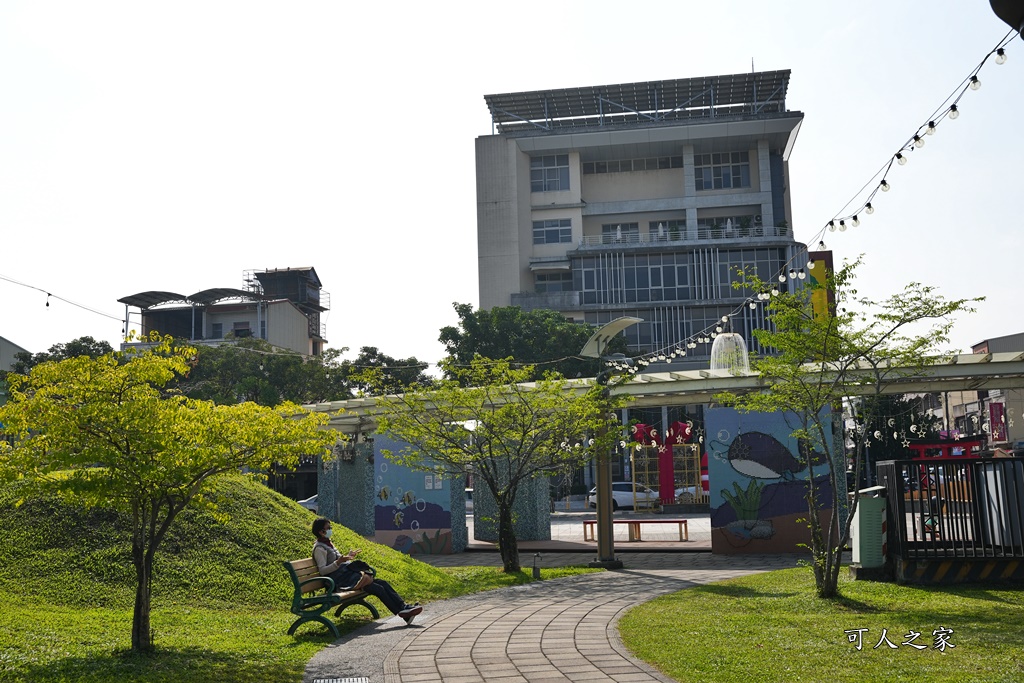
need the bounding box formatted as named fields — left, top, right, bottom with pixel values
left=989, top=403, right=1007, bottom=442
left=806, top=250, right=834, bottom=321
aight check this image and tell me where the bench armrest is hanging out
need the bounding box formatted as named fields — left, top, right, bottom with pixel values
left=299, top=576, right=335, bottom=594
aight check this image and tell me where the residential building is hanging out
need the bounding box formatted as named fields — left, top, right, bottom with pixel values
left=476, top=71, right=807, bottom=361
left=119, top=267, right=329, bottom=356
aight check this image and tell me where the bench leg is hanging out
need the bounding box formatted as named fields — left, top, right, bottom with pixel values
left=288, top=614, right=340, bottom=639
left=335, top=598, right=380, bottom=620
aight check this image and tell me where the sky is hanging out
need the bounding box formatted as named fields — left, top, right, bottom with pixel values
left=2, top=1, right=1021, bottom=370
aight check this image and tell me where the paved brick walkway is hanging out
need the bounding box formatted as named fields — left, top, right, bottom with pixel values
left=304, top=552, right=803, bottom=683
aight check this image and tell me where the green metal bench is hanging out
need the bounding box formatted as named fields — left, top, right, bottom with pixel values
left=283, top=557, right=379, bottom=638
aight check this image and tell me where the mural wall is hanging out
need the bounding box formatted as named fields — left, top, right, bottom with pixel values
left=371, top=434, right=467, bottom=555
left=706, top=407, right=835, bottom=554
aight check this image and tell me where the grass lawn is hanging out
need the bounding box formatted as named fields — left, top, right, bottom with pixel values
left=0, top=475, right=599, bottom=683
left=620, top=567, right=1024, bottom=683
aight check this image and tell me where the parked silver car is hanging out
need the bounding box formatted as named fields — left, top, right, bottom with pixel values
left=297, top=494, right=318, bottom=513
left=587, top=482, right=659, bottom=510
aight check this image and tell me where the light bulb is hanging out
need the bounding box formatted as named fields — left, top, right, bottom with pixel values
left=818, top=240, right=827, bottom=250
left=926, top=121, right=937, bottom=135
left=865, top=202, right=874, bottom=214
left=880, top=180, right=890, bottom=192
left=969, top=75, right=981, bottom=90
left=788, top=268, right=796, bottom=279
left=839, top=221, right=847, bottom=232
left=680, top=350, right=686, bottom=357
left=851, top=215, right=860, bottom=227
left=779, top=273, right=787, bottom=282
left=749, top=301, right=757, bottom=309
left=827, top=220, right=836, bottom=232
left=658, top=354, right=666, bottom=361
left=721, top=315, right=729, bottom=322
left=995, top=48, right=1007, bottom=65
left=797, top=268, right=806, bottom=280
left=771, top=287, right=780, bottom=297
left=896, top=152, right=907, bottom=165
left=913, top=135, right=924, bottom=148
left=948, top=104, right=959, bottom=119
left=807, top=260, right=815, bottom=269
left=715, top=326, right=723, bottom=333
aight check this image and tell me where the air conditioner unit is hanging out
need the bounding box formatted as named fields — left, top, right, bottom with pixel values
left=754, top=214, right=763, bottom=224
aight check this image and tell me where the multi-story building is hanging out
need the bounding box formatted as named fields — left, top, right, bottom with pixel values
left=119, top=267, right=329, bottom=356
left=476, top=71, right=807, bottom=362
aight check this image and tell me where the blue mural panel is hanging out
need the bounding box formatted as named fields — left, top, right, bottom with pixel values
left=372, top=433, right=463, bottom=554
left=706, top=407, right=834, bottom=553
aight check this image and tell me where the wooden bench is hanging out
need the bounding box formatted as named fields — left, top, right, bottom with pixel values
left=283, top=558, right=379, bottom=638
left=583, top=519, right=689, bottom=542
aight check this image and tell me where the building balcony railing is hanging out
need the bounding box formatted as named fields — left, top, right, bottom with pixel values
left=511, top=291, right=581, bottom=311
left=578, top=224, right=791, bottom=249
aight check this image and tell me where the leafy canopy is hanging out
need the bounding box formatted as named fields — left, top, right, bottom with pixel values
left=439, top=303, right=627, bottom=382
left=0, top=334, right=338, bottom=650
left=719, top=256, right=981, bottom=598
left=373, top=357, right=622, bottom=571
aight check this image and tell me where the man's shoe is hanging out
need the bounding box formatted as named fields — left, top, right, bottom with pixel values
left=398, top=605, right=422, bottom=625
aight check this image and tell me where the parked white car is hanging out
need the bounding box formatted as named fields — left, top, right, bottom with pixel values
left=587, top=482, right=659, bottom=510
left=297, top=494, right=318, bottom=513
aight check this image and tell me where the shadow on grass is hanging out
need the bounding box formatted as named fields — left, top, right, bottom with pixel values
left=16, top=646, right=311, bottom=683
left=693, top=583, right=799, bottom=599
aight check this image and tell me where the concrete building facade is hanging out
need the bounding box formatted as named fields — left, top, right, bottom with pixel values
left=476, top=71, right=808, bottom=360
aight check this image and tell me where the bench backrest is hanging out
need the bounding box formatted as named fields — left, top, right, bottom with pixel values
left=285, top=558, right=331, bottom=594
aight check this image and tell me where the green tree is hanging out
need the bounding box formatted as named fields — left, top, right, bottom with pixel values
left=719, top=257, right=980, bottom=598
left=344, top=346, right=433, bottom=395
left=0, top=335, right=337, bottom=651
left=175, top=339, right=353, bottom=405
left=373, top=357, right=621, bottom=572
left=6, top=335, right=114, bottom=376
left=439, top=303, right=627, bottom=383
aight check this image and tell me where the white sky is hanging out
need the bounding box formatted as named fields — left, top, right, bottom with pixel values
left=2, top=1, right=1021, bottom=369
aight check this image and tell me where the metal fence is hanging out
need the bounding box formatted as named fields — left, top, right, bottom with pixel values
left=877, top=457, right=1024, bottom=561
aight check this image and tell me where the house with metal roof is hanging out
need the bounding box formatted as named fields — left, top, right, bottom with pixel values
left=118, top=267, right=329, bottom=356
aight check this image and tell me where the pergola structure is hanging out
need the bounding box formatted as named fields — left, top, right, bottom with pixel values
left=304, top=351, right=1024, bottom=434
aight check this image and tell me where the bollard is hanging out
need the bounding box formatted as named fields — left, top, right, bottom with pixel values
left=532, top=553, right=541, bottom=579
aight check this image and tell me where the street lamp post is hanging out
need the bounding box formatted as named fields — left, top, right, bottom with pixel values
left=580, top=317, right=642, bottom=569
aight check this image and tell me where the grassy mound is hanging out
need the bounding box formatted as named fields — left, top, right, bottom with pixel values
left=0, top=473, right=467, bottom=611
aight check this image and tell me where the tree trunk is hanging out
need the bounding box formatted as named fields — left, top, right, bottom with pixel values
left=497, top=502, right=520, bottom=572
left=131, top=542, right=153, bottom=651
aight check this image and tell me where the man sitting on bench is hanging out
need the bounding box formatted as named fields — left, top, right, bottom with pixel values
left=312, top=517, right=422, bottom=625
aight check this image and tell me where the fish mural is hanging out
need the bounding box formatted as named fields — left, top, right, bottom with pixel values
left=401, top=490, right=415, bottom=506
left=377, top=486, right=391, bottom=502
left=393, top=510, right=404, bottom=528
left=723, top=432, right=826, bottom=480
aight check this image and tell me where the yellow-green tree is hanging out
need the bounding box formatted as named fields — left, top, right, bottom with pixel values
left=0, top=336, right=337, bottom=651
left=374, top=357, right=621, bottom=573
left=720, top=258, right=980, bottom=598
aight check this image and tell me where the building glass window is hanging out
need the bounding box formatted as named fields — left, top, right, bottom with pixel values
left=601, top=223, right=639, bottom=244
left=533, top=218, right=572, bottom=244
left=649, top=220, right=687, bottom=240
left=583, top=156, right=683, bottom=174
left=694, top=151, right=751, bottom=190
left=211, top=323, right=223, bottom=339
left=535, top=272, right=573, bottom=293
left=530, top=154, right=570, bottom=192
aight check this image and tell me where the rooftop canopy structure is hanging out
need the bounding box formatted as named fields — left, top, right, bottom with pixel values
left=484, top=70, right=792, bottom=135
